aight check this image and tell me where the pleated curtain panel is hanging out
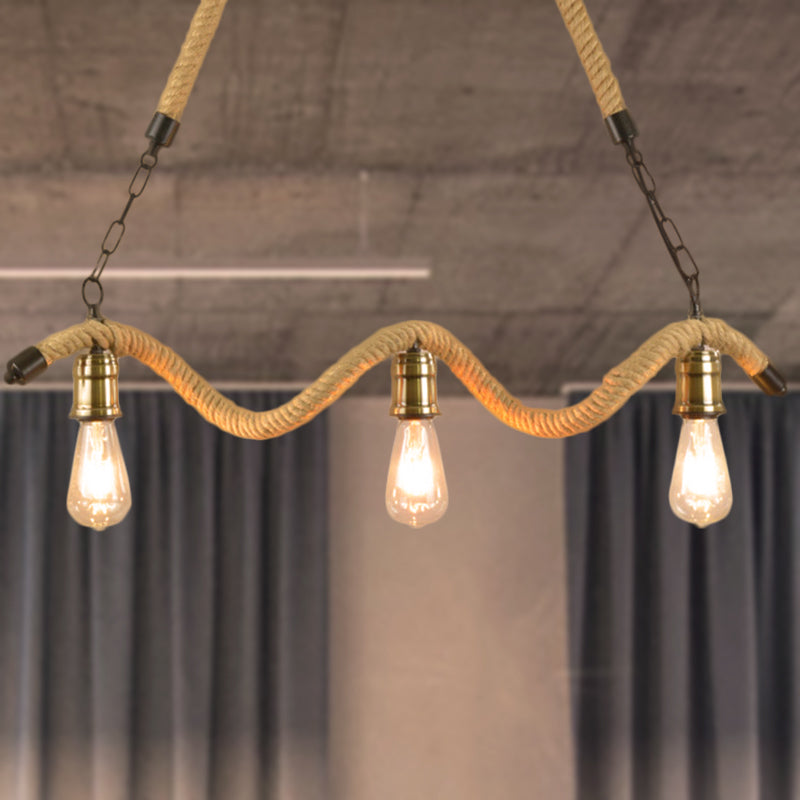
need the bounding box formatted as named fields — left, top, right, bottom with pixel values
left=567, top=391, right=800, bottom=800
left=0, top=390, right=328, bottom=800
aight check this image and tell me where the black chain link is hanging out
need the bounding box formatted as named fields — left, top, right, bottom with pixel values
left=82, top=141, right=161, bottom=317
left=622, top=139, right=703, bottom=319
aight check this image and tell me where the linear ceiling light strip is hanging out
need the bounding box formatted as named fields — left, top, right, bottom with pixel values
left=0, top=266, right=431, bottom=281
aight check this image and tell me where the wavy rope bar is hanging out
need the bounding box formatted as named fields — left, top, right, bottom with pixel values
left=35, top=317, right=768, bottom=440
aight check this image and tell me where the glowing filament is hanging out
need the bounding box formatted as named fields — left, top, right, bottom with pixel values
left=386, top=419, right=448, bottom=528
left=669, top=418, right=732, bottom=528
left=67, top=420, right=132, bottom=531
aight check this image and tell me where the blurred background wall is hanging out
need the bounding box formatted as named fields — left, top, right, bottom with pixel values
left=329, top=396, right=574, bottom=799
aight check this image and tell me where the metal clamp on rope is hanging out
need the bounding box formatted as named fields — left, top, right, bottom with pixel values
left=605, top=109, right=638, bottom=145
left=4, top=346, right=48, bottom=385
left=145, top=112, right=180, bottom=148
left=750, top=362, right=788, bottom=396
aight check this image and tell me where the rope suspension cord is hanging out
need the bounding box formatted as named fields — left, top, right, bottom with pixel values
left=554, top=0, right=626, bottom=118
left=30, top=317, right=772, bottom=440
left=155, top=0, right=623, bottom=124
left=143, top=0, right=699, bottom=322
left=554, top=0, right=712, bottom=319
left=156, top=0, right=229, bottom=122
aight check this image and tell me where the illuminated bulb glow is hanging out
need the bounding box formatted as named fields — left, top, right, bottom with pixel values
left=669, top=418, right=732, bottom=528
left=67, top=420, right=132, bottom=531
left=386, top=418, right=448, bottom=528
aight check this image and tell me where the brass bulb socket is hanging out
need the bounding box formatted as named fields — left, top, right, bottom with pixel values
left=69, top=350, right=123, bottom=421
left=673, top=347, right=725, bottom=419
left=390, top=349, right=440, bottom=419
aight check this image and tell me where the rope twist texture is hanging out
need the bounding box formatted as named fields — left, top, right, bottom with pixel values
left=156, top=0, right=228, bottom=121
left=35, top=317, right=768, bottom=440
left=155, top=0, right=624, bottom=127
left=555, top=0, right=626, bottom=117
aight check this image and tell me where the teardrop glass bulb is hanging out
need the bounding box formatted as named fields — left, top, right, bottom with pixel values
left=386, top=418, right=448, bottom=528
left=669, top=417, right=732, bottom=528
left=67, top=420, right=132, bottom=531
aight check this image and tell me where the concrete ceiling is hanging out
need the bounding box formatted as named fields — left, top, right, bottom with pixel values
left=1, top=0, right=798, bottom=395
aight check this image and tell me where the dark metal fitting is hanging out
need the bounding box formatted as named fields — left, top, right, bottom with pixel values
left=4, top=346, right=48, bottom=385
left=145, top=112, right=180, bottom=147
left=750, top=361, right=788, bottom=397
left=605, top=109, right=638, bottom=145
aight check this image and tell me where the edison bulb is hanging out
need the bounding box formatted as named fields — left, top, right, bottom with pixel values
left=67, top=420, right=132, bottom=530
left=669, top=417, right=732, bottom=528
left=386, top=418, right=448, bottom=528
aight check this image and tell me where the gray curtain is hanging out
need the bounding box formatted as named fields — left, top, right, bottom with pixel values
left=0, top=390, right=328, bottom=800
left=566, top=390, right=800, bottom=800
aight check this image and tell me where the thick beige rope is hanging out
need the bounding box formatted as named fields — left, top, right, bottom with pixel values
left=153, top=0, right=623, bottom=124
left=554, top=0, right=626, bottom=118
left=156, top=0, right=228, bottom=121
left=155, top=0, right=624, bottom=125
left=35, top=317, right=768, bottom=440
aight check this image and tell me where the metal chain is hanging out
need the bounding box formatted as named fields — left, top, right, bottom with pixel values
left=621, top=139, right=703, bottom=318
left=81, top=140, right=162, bottom=318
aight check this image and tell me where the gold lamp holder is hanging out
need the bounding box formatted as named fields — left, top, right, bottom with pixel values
left=673, top=347, right=726, bottom=419
left=390, top=347, right=440, bottom=419
left=69, top=349, right=123, bottom=421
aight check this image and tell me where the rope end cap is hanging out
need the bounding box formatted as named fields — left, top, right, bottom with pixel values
left=605, top=109, right=638, bottom=145
left=5, top=346, right=48, bottom=385
left=750, top=361, right=788, bottom=396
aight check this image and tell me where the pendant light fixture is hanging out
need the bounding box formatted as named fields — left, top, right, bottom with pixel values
left=66, top=349, right=132, bottom=530
left=669, top=348, right=732, bottom=528
left=2, top=0, right=788, bottom=531
left=386, top=347, right=449, bottom=528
